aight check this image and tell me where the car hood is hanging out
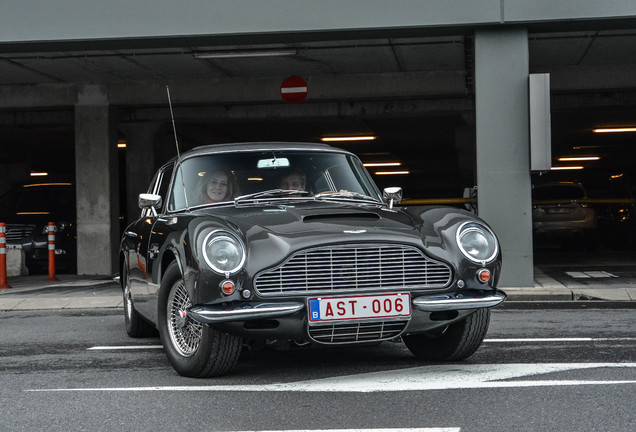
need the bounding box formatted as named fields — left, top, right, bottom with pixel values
left=192, top=201, right=434, bottom=271
left=200, top=200, right=419, bottom=238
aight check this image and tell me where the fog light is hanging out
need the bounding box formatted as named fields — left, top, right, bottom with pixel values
left=220, top=280, right=236, bottom=295
left=478, top=269, right=491, bottom=283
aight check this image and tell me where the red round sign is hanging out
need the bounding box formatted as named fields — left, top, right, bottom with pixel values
left=280, top=76, right=308, bottom=104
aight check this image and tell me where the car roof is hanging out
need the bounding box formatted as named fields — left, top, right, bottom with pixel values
left=180, top=142, right=347, bottom=158
left=534, top=181, right=584, bottom=188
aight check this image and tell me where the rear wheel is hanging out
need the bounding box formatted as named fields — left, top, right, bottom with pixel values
left=403, top=308, right=491, bottom=361
left=158, top=262, right=242, bottom=377
left=122, top=264, right=156, bottom=338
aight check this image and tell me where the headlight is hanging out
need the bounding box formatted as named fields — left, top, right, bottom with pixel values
left=202, top=231, right=246, bottom=275
left=456, top=222, right=498, bottom=264
left=41, top=222, right=70, bottom=234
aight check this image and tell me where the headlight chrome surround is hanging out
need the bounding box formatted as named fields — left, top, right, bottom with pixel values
left=456, top=221, right=499, bottom=264
left=201, top=230, right=246, bottom=275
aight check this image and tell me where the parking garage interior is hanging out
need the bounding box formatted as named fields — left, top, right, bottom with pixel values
left=1, top=2, right=636, bottom=283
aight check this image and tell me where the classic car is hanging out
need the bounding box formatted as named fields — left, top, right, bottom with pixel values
left=119, top=142, right=505, bottom=377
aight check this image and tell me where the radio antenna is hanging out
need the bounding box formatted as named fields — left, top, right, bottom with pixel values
left=166, top=86, right=189, bottom=209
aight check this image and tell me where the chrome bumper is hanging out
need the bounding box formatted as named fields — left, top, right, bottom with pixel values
left=188, top=290, right=506, bottom=324
left=188, top=301, right=304, bottom=324
left=412, top=290, right=506, bottom=312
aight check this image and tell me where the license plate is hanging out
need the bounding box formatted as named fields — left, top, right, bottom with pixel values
left=308, top=293, right=411, bottom=323
left=547, top=208, right=570, bottom=214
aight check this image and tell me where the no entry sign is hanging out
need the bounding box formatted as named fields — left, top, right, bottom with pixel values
left=280, top=76, right=308, bottom=104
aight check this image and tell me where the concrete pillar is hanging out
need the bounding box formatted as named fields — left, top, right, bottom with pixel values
left=119, top=122, right=162, bottom=226
left=474, top=28, right=534, bottom=287
left=74, top=84, right=119, bottom=275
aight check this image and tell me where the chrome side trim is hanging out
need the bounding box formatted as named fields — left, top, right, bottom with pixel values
left=188, top=301, right=304, bottom=324
left=412, top=291, right=506, bottom=312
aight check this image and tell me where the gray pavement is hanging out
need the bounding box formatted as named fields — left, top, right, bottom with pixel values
left=1, top=267, right=635, bottom=311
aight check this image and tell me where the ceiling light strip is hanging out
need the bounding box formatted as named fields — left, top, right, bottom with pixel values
left=550, top=166, right=584, bottom=171
left=321, top=136, right=376, bottom=142
left=593, top=128, right=636, bottom=133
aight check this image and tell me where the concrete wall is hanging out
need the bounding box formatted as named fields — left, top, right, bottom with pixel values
left=1, top=1, right=635, bottom=44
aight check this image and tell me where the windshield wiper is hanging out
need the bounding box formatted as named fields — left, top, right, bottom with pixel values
left=234, top=189, right=310, bottom=204
left=313, top=191, right=380, bottom=203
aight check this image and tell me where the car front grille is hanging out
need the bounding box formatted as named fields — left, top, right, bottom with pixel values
left=308, top=319, right=408, bottom=344
left=254, top=244, right=452, bottom=296
left=5, top=224, right=36, bottom=242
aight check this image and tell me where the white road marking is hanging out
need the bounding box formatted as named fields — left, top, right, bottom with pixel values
left=26, top=363, right=636, bottom=393
left=565, top=271, right=618, bottom=278
left=484, top=337, right=636, bottom=343
left=220, top=429, right=460, bottom=432
left=86, top=337, right=636, bottom=351
left=87, top=345, right=163, bottom=351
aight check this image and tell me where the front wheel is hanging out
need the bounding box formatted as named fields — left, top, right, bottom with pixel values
left=158, top=262, right=242, bottom=377
left=403, top=308, right=491, bottom=361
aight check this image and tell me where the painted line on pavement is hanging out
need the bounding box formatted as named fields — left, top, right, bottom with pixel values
left=484, top=337, right=636, bottom=343
left=87, top=345, right=163, bottom=351
left=87, top=337, right=636, bottom=351
left=26, top=363, right=636, bottom=393
left=220, top=429, right=460, bottom=432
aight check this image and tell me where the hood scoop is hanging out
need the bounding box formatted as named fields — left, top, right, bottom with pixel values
left=302, top=212, right=380, bottom=223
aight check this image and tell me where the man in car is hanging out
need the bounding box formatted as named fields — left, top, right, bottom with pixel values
left=279, top=168, right=306, bottom=192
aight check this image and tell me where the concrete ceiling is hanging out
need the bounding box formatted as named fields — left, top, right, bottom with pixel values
left=1, top=29, right=636, bottom=196
left=0, top=30, right=634, bottom=85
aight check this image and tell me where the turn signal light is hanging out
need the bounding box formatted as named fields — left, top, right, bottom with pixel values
left=477, top=269, right=491, bottom=283
left=220, top=280, right=236, bottom=295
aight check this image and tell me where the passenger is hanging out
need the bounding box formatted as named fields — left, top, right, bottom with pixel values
left=194, top=169, right=240, bottom=204
left=279, top=168, right=306, bottom=192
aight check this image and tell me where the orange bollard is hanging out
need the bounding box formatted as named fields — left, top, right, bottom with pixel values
left=46, top=222, right=59, bottom=282
left=0, top=223, right=11, bottom=289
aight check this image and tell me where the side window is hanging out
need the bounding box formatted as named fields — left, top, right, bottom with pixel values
left=142, top=163, right=173, bottom=217
left=155, top=164, right=174, bottom=214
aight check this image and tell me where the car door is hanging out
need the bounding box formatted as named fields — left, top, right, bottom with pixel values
left=126, top=163, right=174, bottom=319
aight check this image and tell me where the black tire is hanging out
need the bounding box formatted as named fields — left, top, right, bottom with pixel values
left=158, top=262, right=242, bottom=377
left=122, top=264, right=157, bottom=338
left=403, top=308, right=491, bottom=361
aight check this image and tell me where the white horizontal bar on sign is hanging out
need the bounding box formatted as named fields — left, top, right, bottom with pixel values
left=280, top=87, right=307, bottom=94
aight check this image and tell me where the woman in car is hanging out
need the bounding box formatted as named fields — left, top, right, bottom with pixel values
left=194, top=169, right=240, bottom=204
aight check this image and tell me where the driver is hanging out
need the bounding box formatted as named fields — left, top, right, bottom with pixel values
left=279, top=168, right=306, bottom=192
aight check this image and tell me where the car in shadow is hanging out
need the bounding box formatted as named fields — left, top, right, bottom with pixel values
left=0, top=182, right=76, bottom=274
left=532, top=181, right=597, bottom=249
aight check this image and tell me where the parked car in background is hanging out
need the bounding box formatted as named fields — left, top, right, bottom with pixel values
left=119, top=142, right=505, bottom=377
left=584, top=172, right=636, bottom=249
left=532, top=181, right=597, bottom=248
left=0, top=182, right=76, bottom=273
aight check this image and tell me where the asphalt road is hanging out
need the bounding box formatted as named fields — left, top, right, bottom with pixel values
left=0, top=307, right=634, bottom=432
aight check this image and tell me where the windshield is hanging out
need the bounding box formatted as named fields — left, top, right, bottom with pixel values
left=168, top=150, right=382, bottom=211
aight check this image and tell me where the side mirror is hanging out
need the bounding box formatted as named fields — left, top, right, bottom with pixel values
left=382, top=187, right=402, bottom=209
left=139, top=193, right=162, bottom=217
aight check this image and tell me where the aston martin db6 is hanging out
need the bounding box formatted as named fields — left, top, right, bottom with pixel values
left=119, top=142, right=505, bottom=377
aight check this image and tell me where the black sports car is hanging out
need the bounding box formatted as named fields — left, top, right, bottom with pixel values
left=119, top=142, right=505, bottom=377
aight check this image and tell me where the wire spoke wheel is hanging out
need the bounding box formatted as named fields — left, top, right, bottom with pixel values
left=167, top=279, right=203, bottom=357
